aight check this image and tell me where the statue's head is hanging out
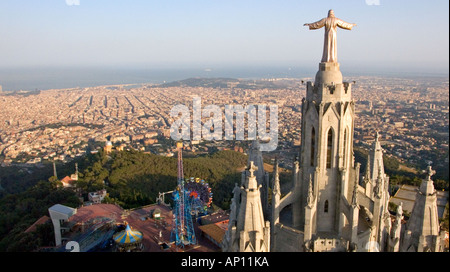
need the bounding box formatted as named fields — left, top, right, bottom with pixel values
left=328, top=9, right=335, bottom=17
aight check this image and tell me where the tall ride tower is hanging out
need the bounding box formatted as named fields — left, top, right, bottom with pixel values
left=170, top=142, right=196, bottom=247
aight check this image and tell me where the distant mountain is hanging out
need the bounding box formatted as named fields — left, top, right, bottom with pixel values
left=156, top=77, right=301, bottom=90
left=158, top=77, right=239, bottom=88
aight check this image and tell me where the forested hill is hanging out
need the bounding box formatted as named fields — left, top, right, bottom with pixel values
left=2, top=147, right=445, bottom=251
left=0, top=149, right=247, bottom=251
left=76, top=149, right=248, bottom=209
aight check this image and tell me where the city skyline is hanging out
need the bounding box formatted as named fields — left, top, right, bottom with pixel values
left=0, top=0, right=448, bottom=76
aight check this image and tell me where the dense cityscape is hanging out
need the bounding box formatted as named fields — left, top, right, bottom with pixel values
left=0, top=75, right=448, bottom=180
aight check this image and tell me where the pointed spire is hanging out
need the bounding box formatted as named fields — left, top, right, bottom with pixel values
left=229, top=183, right=241, bottom=223
left=372, top=131, right=384, bottom=171
left=377, top=160, right=383, bottom=180
left=273, top=159, right=280, bottom=195
left=247, top=140, right=265, bottom=187
left=374, top=131, right=382, bottom=151
left=426, top=165, right=436, bottom=181
left=249, top=161, right=258, bottom=178
left=364, top=154, right=371, bottom=183
left=274, top=159, right=279, bottom=174
left=404, top=166, right=440, bottom=251
left=233, top=161, right=270, bottom=252
left=374, top=161, right=383, bottom=198
left=307, top=174, right=314, bottom=207
left=420, top=166, right=436, bottom=196
left=352, top=180, right=359, bottom=207
left=248, top=161, right=259, bottom=190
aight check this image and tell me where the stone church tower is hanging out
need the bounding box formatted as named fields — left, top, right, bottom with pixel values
left=221, top=161, right=270, bottom=252
left=357, top=133, right=392, bottom=251
left=400, top=166, right=445, bottom=252
left=271, top=55, right=364, bottom=251
left=226, top=10, right=446, bottom=253
left=300, top=61, right=357, bottom=237
left=270, top=11, right=394, bottom=250
left=247, top=140, right=270, bottom=217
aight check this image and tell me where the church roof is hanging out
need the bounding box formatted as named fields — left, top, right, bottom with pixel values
left=60, top=176, right=75, bottom=187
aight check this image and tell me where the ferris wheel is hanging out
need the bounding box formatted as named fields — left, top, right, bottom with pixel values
left=184, top=177, right=213, bottom=216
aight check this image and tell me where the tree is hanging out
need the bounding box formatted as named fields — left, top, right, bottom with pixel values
left=48, top=176, right=62, bottom=189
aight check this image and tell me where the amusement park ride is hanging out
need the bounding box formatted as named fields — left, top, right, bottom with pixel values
left=170, top=142, right=213, bottom=247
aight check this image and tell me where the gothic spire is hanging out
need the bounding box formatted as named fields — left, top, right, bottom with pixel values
left=273, top=160, right=280, bottom=195
left=364, top=154, right=371, bottom=184
left=307, top=174, right=314, bottom=208
left=420, top=165, right=436, bottom=196
left=352, top=179, right=359, bottom=207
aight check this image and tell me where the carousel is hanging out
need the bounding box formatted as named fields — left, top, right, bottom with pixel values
left=113, top=221, right=144, bottom=252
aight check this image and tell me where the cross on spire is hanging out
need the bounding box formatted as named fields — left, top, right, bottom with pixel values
left=248, top=161, right=258, bottom=178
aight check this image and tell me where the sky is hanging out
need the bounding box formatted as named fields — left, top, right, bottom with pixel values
left=0, top=0, right=448, bottom=75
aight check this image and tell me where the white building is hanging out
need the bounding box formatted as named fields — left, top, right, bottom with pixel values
left=48, top=204, right=77, bottom=247
left=88, top=189, right=107, bottom=204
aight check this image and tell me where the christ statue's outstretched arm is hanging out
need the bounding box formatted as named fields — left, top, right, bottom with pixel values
left=304, top=18, right=327, bottom=30
left=337, top=19, right=357, bottom=30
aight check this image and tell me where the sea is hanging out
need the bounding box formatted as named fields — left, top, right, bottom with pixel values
left=0, top=66, right=448, bottom=92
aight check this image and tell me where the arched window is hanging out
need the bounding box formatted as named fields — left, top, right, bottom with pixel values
left=324, top=200, right=329, bottom=213
left=310, top=127, right=316, bottom=166
left=326, top=128, right=333, bottom=168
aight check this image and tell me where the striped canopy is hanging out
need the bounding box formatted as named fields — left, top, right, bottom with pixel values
left=113, top=224, right=143, bottom=245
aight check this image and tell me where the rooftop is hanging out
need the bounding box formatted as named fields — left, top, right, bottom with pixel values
left=25, top=215, right=50, bottom=233
left=198, top=220, right=229, bottom=245
left=49, top=204, right=77, bottom=217
left=58, top=203, right=221, bottom=252
left=390, top=184, right=449, bottom=218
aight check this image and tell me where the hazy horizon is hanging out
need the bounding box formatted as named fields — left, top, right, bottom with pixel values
left=0, top=0, right=448, bottom=91
left=1, top=63, right=448, bottom=92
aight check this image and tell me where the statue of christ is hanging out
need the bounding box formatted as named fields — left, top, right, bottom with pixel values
left=304, top=10, right=357, bottom=63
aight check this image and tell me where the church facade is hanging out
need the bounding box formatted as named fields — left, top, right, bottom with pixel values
left=222, top=10, right=446, bottom=252
left=268, top=58, right=390, bottom=252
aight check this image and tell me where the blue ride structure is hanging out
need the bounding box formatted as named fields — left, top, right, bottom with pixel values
left=170, top=142, right=197, bottom=247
